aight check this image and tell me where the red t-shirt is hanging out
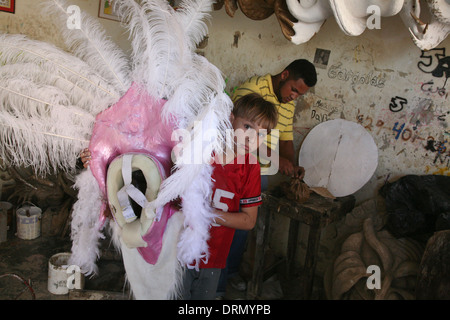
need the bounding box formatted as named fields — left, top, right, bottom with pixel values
left=200, top=153, right=262, bottom=269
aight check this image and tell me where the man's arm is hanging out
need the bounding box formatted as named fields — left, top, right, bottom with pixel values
left=279, top=140, right=295, bottom=164
left=279, top=140, right=305, bottom=179
left=258, top=140, right=300, bottom=177
left=279, top=140, right=295, bottom=175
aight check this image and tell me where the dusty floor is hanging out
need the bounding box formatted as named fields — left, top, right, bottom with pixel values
left=0, top=228, right=129, bottom=300
left=0, top=226, right=323, bottom=301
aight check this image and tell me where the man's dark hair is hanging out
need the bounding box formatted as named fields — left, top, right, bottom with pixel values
left=285, top=59, right=317, bottom=87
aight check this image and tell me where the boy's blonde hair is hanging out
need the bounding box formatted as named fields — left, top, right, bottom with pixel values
left=232, top=93, right=278, bottom=132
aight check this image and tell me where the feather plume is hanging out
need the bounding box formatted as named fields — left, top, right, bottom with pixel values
left=174, top=0, right=213, bottom=50
left=44, top=0, right=131, bottom=95
left=175, top=164, right=216, bottom=268
left=162, top=54, right=232, bottom=139
left=0, top=62, right=109, bottom=115
left=69, top=169, right=105, bottom=276
left=0, top=79, right=93, bottom=174
left=114, top=0, right=163, bottom=96
left=0, top=34, right=119, bottom=173
left=117, top=0, right=192, bottom=99
left=0, top=34, right=120, bottom=106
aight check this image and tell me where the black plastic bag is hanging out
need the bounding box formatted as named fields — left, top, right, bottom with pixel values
left=379, top=175, right=450, bottom=237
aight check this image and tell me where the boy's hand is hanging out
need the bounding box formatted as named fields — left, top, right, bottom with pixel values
left=80, top=148, right=91, bottom=168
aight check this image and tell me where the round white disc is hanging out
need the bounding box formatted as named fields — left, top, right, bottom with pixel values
left=299, top=119, right=378, bottom=197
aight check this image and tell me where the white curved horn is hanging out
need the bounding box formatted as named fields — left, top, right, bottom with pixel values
left=410, top=21, right=450, bottom=50
left=329, top=0, right=404, bottom=36
left=299, top=0, right=318, bottom=8
left=399, top=0, right=424, bottom=36
left=290, top=20, right=326, bottom=44
left=427, top=0, right=450, bottom=24
left=401, top=0, right=450, bottom=50
left=375, top=0, right=404, bottom=17
left=329, top=0, right=367, bottom=36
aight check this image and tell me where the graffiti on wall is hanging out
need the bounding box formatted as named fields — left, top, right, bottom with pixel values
left=355, top=108, right=449, bottom=172
left=416, top=48, right=450, bottom=173
left=321, top=48, right=450, bottom=175
left=417, top=48, right=449, bottom=89
left=309, top=96, right=340, bottom=123
left=389, top=96, right=408, bottom=113
left=327, top=62, right=386, bottom=88
left=420, top=80, right=447, bottom=97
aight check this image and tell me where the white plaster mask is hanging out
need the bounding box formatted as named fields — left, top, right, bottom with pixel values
left=281, top=0, right=450, bottom=50
left=329, top=0, right=404, bottom=36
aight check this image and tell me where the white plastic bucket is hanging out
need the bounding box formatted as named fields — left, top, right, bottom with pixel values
left=16, top=204, right=41, bottom=240
left=48, top=252, right=85, bottom=295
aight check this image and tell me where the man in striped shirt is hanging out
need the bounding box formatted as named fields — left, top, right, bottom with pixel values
left=232, top=59, right=317, bottom=185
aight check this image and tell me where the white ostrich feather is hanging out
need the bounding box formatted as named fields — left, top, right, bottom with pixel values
left=0, top=34, right=121, bottom=104
left=0, top=79, right=93, bottom=174
left=114, top=0, right=155, bottom=89
left=174, top=0, right=213, bottom=50
left=0, top=62, right=110, bottom=114
left=45, top=0, right=131, bottom=95
left=69, top=168, right=105, bottom=276
left=0, top=2, right=125, bottom=174
left=175, top=164, right=216, bottom=268
left=117, top=0, right=187, bottom=99
left=162, top=53, right=231, bottom=124
left=0, top=32, right=123, bottom=173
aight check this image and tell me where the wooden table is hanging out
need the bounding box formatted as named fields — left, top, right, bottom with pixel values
left=247, top=191, right=355, bottom=299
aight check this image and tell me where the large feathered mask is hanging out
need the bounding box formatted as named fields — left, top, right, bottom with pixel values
left=0, top=0, right=233, bottom=275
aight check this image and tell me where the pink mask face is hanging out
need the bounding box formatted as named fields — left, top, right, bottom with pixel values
left=88, top=83, right=180, bottom=265
left=88, top=83, right=177, bottom=208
